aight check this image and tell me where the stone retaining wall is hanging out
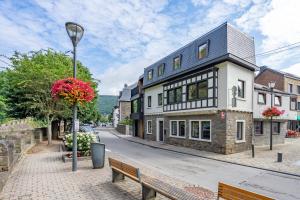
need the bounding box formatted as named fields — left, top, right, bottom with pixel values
left=0, top=120, right=45, bottom=192
left=116, top=124, right=132, bottom=135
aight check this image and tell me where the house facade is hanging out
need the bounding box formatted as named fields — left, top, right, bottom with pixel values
left=130, top=76, right=144, bottom=138
left=253, top=83, right=297, bottom=146
left=255, top=67, right=300, bottom=130
left=143, top=23, right=258, bottom=154
left=118, top=83, right=136, bottom=122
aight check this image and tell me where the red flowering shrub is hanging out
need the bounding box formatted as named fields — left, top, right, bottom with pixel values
left=262, top=107, right=285, bottom=118
left=287, top=130, right=298, bottom=137
left=51, top=77, right=95, bottom=105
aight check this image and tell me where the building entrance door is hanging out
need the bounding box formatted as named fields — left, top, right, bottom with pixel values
left=159, top=121, right=164, bottom=142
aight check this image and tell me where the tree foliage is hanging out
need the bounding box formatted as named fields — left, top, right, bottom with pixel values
left=0, top=49, right=100, bottom=141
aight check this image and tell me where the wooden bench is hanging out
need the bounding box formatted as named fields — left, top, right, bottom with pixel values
left=142, top=176, right=201, bottom=200
left=218, top=182, right=274, bottom=200
left=109, top=157, right=209, bottom=200
left=108, top=157, right=141, bottom=183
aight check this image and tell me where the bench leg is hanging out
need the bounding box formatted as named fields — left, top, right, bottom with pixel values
left=112, top=169, right=124, bottom=183
left=142, top=184, right=156, bottom=200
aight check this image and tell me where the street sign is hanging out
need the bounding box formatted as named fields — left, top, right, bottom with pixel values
left=221, top=112, right=225, bottom=119
left=75, top=119, right=79, bottom=132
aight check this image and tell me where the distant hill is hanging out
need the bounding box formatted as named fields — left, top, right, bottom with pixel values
left=99, top=95, right=118, bottom=115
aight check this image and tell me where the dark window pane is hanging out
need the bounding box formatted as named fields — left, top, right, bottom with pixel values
left=201, top=121, right=210, bottom=140
left=147, top=96, right=151, bottom=107
left=254, top=121, right=263, bottom=135
left=179, top=121, right=185, bottom=137
left=191, top=121, right=199, bottom=138
left=258, top=93, right=266, bottom=104
left=148, top=70, right=153, bottom=80
left=158, top=93, right=162, bottom=106
left=236, top=122, right=244, bottom=140
left=175, top=87, right=182, bottom=103
left=168, top=90, right=175, bottom=104
left=158, top=64, right=165, bottom=76
left=238, top=80, right=245, bottom=98
left=171, top=121, right=177, bottom=136
left=198, top=43, right=208, bottom=59
left=272, top=122, right=280, bottom=134
left=188, top=84, right=197, bottom=101
left=274, top=96, right=281, bottom=106
left=173, top=56, right=181, bottom=70
left=198, top=81, right=208, bottom=99
left=147, top=121, right=152, bottom=133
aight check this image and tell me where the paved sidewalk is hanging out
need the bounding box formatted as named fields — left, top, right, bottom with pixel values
left=0, top=141, right=214, bottom=200
left=108, top=129, right=300, bottom=176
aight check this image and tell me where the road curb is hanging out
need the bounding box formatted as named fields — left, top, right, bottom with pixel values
left=108, top=129, right=300, bottom=178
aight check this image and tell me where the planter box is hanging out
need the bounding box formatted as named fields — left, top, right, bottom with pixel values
left=61, top=154, right=91, bottom=163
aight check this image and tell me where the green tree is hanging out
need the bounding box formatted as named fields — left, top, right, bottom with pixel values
left=2, top=49, right=100, bottom=144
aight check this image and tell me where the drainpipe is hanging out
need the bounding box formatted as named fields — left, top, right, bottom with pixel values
left=251, top=71, right=255, bottom=154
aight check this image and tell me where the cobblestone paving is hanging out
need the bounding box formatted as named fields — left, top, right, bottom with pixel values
left=0, top=141, right=214, bottom=200
left=110, top=129, right=300, bottom=175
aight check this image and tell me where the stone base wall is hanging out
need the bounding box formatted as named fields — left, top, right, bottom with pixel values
left=144, top=115, right=163, bottom=141
left=225, top=111, right=253, bottom=154
left=254, top=120, right=286, bottom=146
left=164, top=113, right=227, bottom=154
left=145, top=110, right=253, bottom=154
left=116, top=124, right=131, bottom=135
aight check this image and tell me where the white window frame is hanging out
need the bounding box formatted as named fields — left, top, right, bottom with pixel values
left=147, top=120, right=152, bottom=134
left=235, top=120, right=246, bottom=143
left=189, top=120, right=211, bottom=142
left=169, top=120, right=186, bottom=138
left=237, top=80, right=246, bottom=99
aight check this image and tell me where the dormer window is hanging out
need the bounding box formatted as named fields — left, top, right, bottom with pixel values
left=157, top=64, right=165, bottom=77
left=198, top=43, right=208, bottom=60
left=173, top=56, right=181, bottom=70
left=147, top=69, right=153, bottom=80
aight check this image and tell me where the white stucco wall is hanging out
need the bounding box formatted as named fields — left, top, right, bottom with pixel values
left=217, top=61, right=254, bottom=112
left=144, top=84, right=163, bottom=115
left=253, top=90, right=297, bottom=120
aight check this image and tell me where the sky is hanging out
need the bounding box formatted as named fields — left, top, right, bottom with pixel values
left=0, top=0, right=300, bottom=95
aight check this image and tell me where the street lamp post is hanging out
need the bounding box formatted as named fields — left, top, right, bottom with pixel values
left=268, top=81, right=276, bottom=150
left=65, top=22, right=84, bottom=172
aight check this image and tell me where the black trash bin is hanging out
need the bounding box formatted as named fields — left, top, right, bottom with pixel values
left=91, top=142, right=105, bottom=169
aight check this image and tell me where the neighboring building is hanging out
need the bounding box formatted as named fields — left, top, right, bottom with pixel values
left=130, top=75, right=144, bottom=138
left=112, top=106, right=119, bottom=128
left=255, top=67, right=300, bottom=130
left=143, top=22, right=258, bottom=154
left=253, top=83, right=297, bottom=146
left=118, top=83, right=137, bottom=122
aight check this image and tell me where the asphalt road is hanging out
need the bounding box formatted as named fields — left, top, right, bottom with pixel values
left=98, top=129, right=300, bottom=200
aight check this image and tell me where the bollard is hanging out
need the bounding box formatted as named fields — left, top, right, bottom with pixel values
left=251, top=144, right=255, bottom=158
left=277, top=152, right=283, bottom=162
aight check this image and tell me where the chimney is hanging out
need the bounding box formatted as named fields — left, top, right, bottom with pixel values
left=124, top=83, right=128, bottom=88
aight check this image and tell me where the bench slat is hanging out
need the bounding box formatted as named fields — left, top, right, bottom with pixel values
left=218, top=182, right=274, bottom=200
left=108, top=157, right=140, bottom=182
left=142, top=176, right=200, bottom=200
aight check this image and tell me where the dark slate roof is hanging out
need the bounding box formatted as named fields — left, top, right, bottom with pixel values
left=143, top=22, right=258, bottom=88
left=118, top=83, right=137, bottom=102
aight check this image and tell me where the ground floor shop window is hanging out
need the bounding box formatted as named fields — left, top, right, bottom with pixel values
left=236, top=120, right=245, bottom=142
left=272, top=122, right=280, bottom=134
left=147, top=120, right=152, bottom=134
left=254, top=121, right=263, bottom=135
left=170, top=120, right=185, bottom=137
left=190, top=120, right=211, bottom=141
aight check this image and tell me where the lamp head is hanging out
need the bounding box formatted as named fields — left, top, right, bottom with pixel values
left=268, top=81, right=276, bottom=89
left=65, top=22, right=84, bottom=47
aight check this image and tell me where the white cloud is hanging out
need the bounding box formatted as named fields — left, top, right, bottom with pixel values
left=281, top=63, right=300, bottom=76
left=236, top=0, right=300, bottom=68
